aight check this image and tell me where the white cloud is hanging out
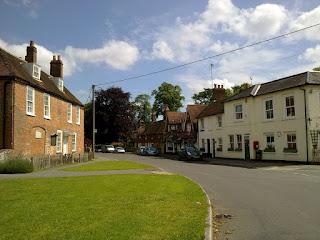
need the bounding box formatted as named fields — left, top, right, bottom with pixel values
left=177, top=74, right=234, bottom=93
left=301, top=45, right=320, bottom=62
left=64, top=40, right=139, bottom=70
left=0, top=38, right=140, bottom=76
left=289, top=5, right=320, bottom=41
left=151, top=40, right=175, bottom=61
left=228, top=4, right=288, bottom=39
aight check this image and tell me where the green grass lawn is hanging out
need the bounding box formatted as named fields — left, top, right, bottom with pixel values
left=62, top=160, right=154, bottom=172
left=0, top=174, right=208, bottom=240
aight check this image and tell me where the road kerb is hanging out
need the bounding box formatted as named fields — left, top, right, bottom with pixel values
left=183, top=176, right=213, bottom=240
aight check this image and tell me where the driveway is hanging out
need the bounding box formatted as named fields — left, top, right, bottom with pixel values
left=97, top=152, right=320, bottom=240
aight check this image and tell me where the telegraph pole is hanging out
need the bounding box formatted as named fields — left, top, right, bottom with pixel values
left=92, top=84, right=96, bottom=158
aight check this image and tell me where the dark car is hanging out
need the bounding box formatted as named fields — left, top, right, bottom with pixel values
left=95, top=144, right=102, bottom=152
left=142, top=146, right=159, bottom=156
left=136, top=146, right=146, bottom=155
left=178, top=146, right=202, bottom=161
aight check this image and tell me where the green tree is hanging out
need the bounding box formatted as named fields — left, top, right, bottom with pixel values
left=313, top=66, right=320, bottom=71
left=133, top=94, right=152, bottom=124
left=85, top=87, right=135, bottom=144
left=226, top=83, right=252, bottom=97
left=152, top=82, right=185, bottom=117
left=192, top=88, right=213, bottom=104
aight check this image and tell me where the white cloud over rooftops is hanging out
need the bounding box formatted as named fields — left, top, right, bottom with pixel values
left=0, top=38, right=140, bottom=76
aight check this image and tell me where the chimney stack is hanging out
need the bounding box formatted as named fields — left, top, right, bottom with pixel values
left=212, top=84, right=226, bottom=102
left=25, top=41, right=37, bottom=63
left=50, top=54, right=63, bottom=78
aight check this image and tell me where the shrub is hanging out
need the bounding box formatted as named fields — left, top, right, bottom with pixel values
left=0, top=156, right=33, bottom=174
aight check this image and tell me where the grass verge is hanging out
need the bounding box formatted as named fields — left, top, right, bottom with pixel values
left=62, top=160, right=154, bottom=172
left=0, top=174, right=207, bottom=240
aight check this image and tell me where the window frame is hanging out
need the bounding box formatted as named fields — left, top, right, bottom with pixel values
left=236, top=134, right=242, bottom=150
left=67, top=103, right=73, bottom=123
left=26, top=86, right=35, bottom=116
left=217, top=137, right=223, bottom=151
left=76, top=106, right=80, bottom=125
left=286, top=133, right=297, bottom=150
left=56, top=130, right=63, bottom=153
left=285, top=96, right=295, bottom=118
left=265, top=134, right=275, bottom=151
left=235, top=104, right=243, bottom=120
left=264, top=99, right=274, bottom=120
left=43, top=93, right=51, bottom=119
left=33, top=65, right=41, bottom=80
left=228, top=135, right=234, bottom=151
left=72, top=133, right=77, bottom=152
left=200, top=119, right=204, bottom=131
left=217, top=115, right=222, bottom=128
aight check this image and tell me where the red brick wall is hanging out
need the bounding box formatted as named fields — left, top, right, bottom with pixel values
left=13, top=82, right=84, bottom=155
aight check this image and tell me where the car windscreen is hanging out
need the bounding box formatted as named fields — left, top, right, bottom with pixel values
left=186, top=147, right=199, bottom=154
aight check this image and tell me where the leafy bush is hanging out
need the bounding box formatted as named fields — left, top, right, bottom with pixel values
left=0, top=156, right=33, bottom=174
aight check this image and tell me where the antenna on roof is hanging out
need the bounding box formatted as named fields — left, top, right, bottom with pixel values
left=250, top=76, right=253, bottom=85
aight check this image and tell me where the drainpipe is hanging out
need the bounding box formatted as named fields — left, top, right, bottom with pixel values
left=302, top=88, right=309, bottom=164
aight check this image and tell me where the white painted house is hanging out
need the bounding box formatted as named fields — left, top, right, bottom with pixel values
left=197, top=71, right=320, bottom=163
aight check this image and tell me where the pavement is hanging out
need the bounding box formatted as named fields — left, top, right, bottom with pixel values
left=98, top=152, right=320, bottom=240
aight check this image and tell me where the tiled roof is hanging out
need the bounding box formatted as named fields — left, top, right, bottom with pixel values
left=187, top=104, right=207, bottom=122
left=0, top=47, right=83, bottom=106
left=225, top=71, right=320, bottom=102
left=197, top=100, right=224, bottom=119
left=166, top=111, right=186, bottom=124
left=143, top=121, right=165, bottom=135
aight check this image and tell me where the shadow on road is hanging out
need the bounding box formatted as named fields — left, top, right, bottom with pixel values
left=154, top=154, right=307, bottom=169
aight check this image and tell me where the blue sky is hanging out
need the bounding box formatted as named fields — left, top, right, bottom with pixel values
left=1, top=0, right=320, bottom=107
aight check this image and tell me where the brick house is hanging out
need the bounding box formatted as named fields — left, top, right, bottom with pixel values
left=0, top=41, right=84, bottom=156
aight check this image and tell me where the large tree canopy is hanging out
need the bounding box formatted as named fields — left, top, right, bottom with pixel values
left=84, top=87, right=135, bottom=144
left=133, top=94, right=152, bottom=124
left=192, top=88, right=214, bottom=104
left=152, top=82, right=185, bottom=117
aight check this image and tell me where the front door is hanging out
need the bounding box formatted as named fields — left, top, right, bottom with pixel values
left=207, top=139, right=211, bottom=158
left=244, top=135, right=250, bottom=160
left=212, top=139, right=216, bottom=159
left=63, top=136, right=68, bottom=155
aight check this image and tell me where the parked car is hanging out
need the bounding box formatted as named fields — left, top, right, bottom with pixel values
left=115, top=147, right=125, bottom=153
left=178, top=146, right=202, bottom=161
left=95, top=144, right=102, bottom=152
left=136, top=146, right=146, bottom=155
left=102, top=145, right=115, bottom=153
left=142, top=146, right=159, bottom=156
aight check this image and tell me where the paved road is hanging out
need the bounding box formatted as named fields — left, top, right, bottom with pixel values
left=98, top=153, right=320, bottom=240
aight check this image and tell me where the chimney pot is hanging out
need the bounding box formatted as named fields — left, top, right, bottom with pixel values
left=214, top=84, right=217, bottom=88
left=53, top=55, right=56, bottom=61
left=30, top=41, right=34, bottom=46
left=221, top=85, right=224, bottom=89
left=57, top=55, right=61, bottom=60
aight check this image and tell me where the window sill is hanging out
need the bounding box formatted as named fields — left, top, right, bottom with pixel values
left=283, top=148, right=298, bottom=153
left=26, top=113, right=36, bottom=117
left=44, top=116, right=51, bottom=120
left=67, top=121, right=73, bottom=124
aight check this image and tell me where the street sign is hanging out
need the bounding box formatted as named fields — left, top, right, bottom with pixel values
left=94, top=129, right=98, bottom=133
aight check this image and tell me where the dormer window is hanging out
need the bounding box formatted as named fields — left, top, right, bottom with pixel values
left=33, top=65, right=41, bottom=80
left=58, top=79, right=64, bottom=91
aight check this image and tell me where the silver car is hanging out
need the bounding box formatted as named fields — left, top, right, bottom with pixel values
left=115, top=147, right=125, bottom=153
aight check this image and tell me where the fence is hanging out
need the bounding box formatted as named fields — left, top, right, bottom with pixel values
left=29, top=152, right=94, bottom=171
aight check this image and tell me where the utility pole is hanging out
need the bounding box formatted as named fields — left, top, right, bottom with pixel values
left=210, top=63, right=214, bottom=89
left=92, top=84, right=96, bottom=158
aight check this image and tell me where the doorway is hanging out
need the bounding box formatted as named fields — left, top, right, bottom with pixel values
left=63, top=136, right=68, bottom=155
left=207, top=139, right=211, bottom=158
left=244, top=135, right=250, bottom=160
